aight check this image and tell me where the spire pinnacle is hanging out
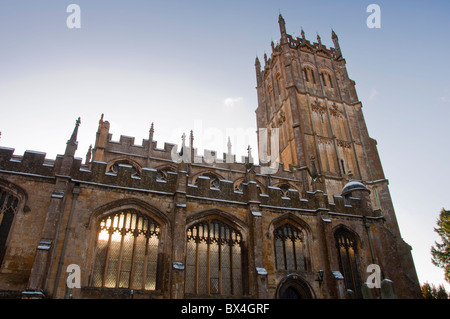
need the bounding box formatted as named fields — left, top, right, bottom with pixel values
left=331, top=29, right=342, bottom=59
left=227, top=137, right=232, bottom=155
left=332, top=29, right=337, bottom=38
left=278, top=13, right=286, bottom=37
left=69, top=117, right=81, bottom=143
left=317, top=33, right=322, bottom=46
left=149, top=122, right=154, bottom=142
left=64, top=116, right=81, bottom=158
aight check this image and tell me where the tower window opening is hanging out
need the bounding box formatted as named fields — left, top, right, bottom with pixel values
left=303, top=69, right=309, bottom=82
left=340, top=159, right=346, bottom=174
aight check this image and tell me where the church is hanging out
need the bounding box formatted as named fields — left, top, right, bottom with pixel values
left=0, top=15, right=421, bottom=299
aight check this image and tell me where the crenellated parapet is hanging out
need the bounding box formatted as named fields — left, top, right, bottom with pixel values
left=0, top=147, right=55, bottom=178
left=0, top=143, right=378, bottom=218
left=72, top=160, right=178, bottom=195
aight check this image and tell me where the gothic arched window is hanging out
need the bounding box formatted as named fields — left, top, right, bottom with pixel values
left=108, top=160, right=141, bottom=177
left=274, top=223, right=307, bottom=271
left=335, top=228, right=362, bottom=297
left=91, top=210, right=160, bottom=291
left=303, top=67, right=316, bottom=84
left=185, top=219, right=243, bottom=296
left=278, top=184, right=292, bottom=197
left=194, top=173, right=221, bottom=189
left=156, top=167, right=175, bottom=182
left=320, top=71, right=335, bottom=89
left=0, top=189, right=19, bottom=265
left=233, top=180, right=263, bottom=194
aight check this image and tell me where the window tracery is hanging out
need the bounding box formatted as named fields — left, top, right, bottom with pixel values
left=274, top=223, right=307, bottom=271
left=0, top=188, right=19, bottom=265
left=91, top=210, right=160, bottom=291
left=335, top=228, right=362, bottom=298
left=233, top=180, right=263, bottom=194
left=194, top=173, right=221, bottom=189
left=108, top=160, right=140, bottom=177
left=278, top=184, right=292, bottom=197
left=156, top=167, right=175, bottom=182
left=185, top=219, right=243, bottom=296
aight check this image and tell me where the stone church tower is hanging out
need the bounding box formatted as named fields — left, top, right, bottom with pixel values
left=0, top=15, right=421, bottom=299
left=254, top=15, right=421, bottom=297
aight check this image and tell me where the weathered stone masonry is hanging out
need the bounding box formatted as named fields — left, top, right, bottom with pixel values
left=0, top=15, right=421, bottom=299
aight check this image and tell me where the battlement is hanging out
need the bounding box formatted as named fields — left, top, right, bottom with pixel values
left=0, top=147, right=55, bottom=177
left=102, top=133, right=152, bottom=158
left=261, top=31, right=338, bottom=75
left=72, top=160, right=178, bottom=194
left=98, top=129, right=250, bottom=165
left=284, top=34, right=337, bottom=58
left=0, top=145, right=376, bottom=218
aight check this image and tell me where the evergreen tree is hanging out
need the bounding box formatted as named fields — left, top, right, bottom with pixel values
left=421, top=282, right=449, bottom=299
left=431, top=209, right=450, bottom=284
left=436, top=285, right=449, bottom=299
left=421, top=282, right=434, bottom=299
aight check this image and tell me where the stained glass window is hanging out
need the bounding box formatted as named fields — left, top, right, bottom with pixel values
left=185, top=219, right=243, bottom=296
left=274, top=223, right=306, bottom=271
left=92, top=210, right=160, bottom=290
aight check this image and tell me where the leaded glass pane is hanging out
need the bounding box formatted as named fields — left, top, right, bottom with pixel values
left=104, top=230, right=121, bottom=288
left=275, top=237, right=285, bottom=270
left=232, top=244, right=242, bottom=295
left=145, top=234, right=159, bottom=290
left=294, top=238, right=305, bottom=271
left=197, top=240, right=208, bottom=294
left=185, top=239, right=197, bottom=294
left=118, top=232, right=134, bottom=288
left=185, top=219, right=243, bottom=296
left=221, top=244, right=231, bottom=295
left=92, top=210, right=160, bottom=291
left=285, top=238, right=295, bottom=270
left=335, top=229, right=361, bottom=297
left=274, top=223, right=305, bottom=271
left=210, top=241, right=219, bottom=294
left=92, top=230, right=109, bottom=287
left=131, top=233, right=146, bottom=290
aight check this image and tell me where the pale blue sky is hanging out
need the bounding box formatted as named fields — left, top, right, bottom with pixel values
left=1, top=0, right=450, bottom=291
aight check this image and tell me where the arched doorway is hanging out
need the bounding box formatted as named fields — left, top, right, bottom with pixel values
left=276, top=275, right=315, bottom=299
